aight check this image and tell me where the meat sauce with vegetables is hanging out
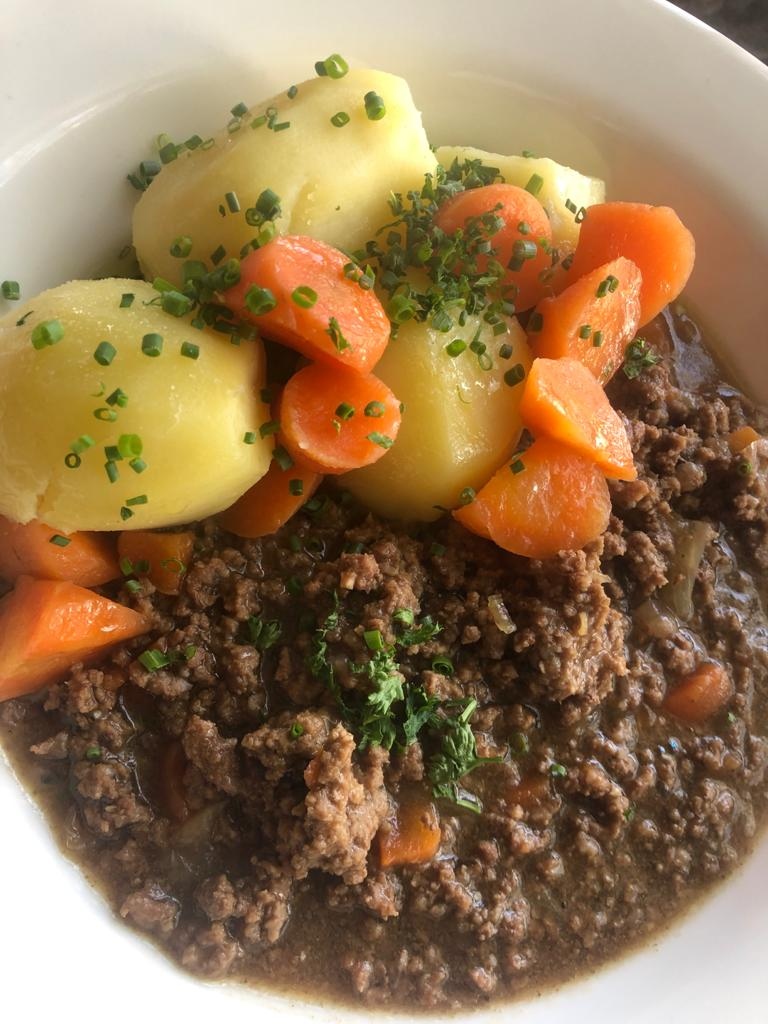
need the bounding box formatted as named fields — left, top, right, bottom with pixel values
left=2, top=306, right=767, bottom=1008
left=1, top=59, right=767, bottom=1011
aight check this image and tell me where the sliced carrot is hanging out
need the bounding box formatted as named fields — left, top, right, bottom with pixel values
left=433, top=183, right=553, bottom=312
left=217, top=460, right=322, bottom=538
left=378, top=797, right=441, bottom=869
left=278, top=363, right=402, bottom=475
left=0, top=576, right=150, bottom=702
left=222, top=235, right=391, bottom=373
left=531, top=257, right=642, bottom=384
left=663, top=662, right=733, bottom=724
left=117, top=530, right=195, bottom=595
left=568, top=202, right=695, bottom=327
left=728, top=425, right=761, bottom=454
left=0, top=515, right=119, bottom=587
left=520, top=357, right=637, bottom=480
left=454, top=436, right=611, bottom=558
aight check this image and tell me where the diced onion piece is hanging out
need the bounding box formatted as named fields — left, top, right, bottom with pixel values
left=488, top=594, right=516, bottom=634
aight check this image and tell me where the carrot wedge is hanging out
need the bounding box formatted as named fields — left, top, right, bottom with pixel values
left=531, top=257, right=642, bottom=384
left=117, top=530, right=195, bottom=595
left=569, top=202, right=695, bottom=327
left=663, top=662, right=733, bottom=724
left=378, top=797, right=441, bottom=869
left=433, top=183, right=553, bottom=312
left=218, top=461, right=322, bottom=538
left=0, top=515, right=119, bottom=587
left=278, top=363, right=402, bottom=475
left=0, top=576, right=150, bottom=701
left=520, top=358, right=637, bottom=480
left=728, top=425, right=761, bottom=454
left=223, top=235, right=391, bottom=373
left=454, top=437, right=611, bottom=558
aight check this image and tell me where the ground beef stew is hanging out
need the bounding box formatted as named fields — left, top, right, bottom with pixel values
left=1, top=306, right=767, bottom=1009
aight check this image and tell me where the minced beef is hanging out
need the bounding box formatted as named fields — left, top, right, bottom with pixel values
left=2, top=306, right=768, bottom=1010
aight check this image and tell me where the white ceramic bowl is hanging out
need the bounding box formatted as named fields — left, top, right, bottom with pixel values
left=2, top=1, right=768, bottom=1022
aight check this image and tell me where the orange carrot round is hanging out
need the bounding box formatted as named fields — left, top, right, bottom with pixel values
left=520, top=357, right=637, bottom=480
left=453, top=436, right=612, bottom=558
left=433, top=183, right=553, bottom=312
left=117, top=530, right=195, bottom=595
left=378, top=797, right=441, bottom=869
left=0, top=515, right=119, bottom=587
left=278, top=363, right=402, bottom=475
left=223, top=235, right=391, bottom=373
left=568, top=202, right=695, bottom=327
left=218, top=460, right=322, bottom=538
left=663, top=662, right=733, bottom=724
left=531, top=257, right=642, bottom=384
left=0, top=576, right=150, bottom=701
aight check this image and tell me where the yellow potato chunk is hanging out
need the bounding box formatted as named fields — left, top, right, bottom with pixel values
left=134, top=69, right=436, bottom=286
left=342, top=315, right=532, bottom=521
left=0, top=279, right=270, bottom=533
left=436, top=145, right=605, bottom=254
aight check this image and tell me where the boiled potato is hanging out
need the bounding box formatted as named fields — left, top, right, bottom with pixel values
left=436, top=145, right=605, bottom=253
left=342, top=314, right=532, bottom=521
left=0, top=279, right=271, bottom=533
left=134, top=69, right=436, bottom=286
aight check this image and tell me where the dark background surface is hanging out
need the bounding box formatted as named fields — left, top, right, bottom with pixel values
left=673, top=0, right=768, bottom=62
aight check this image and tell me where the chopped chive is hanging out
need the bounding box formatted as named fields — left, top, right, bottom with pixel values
left=141, top=333, right=163, bottom=357
left=49, top=534, right=71, bottom=547
left=210, top=244, right=226, bottom=266
left=273, top=445, right=294, bottom=470
left=64, top=453, right=81, bottom=469
left=565, top=198, right=578, bottom=215
left=105, top=445, right=122, bottom=461
left=528, top=312, right=544, bottom=332
left=499, top=343, right=513, bottom=359
left=129, top=457, right=147, bottom=474
left=230, top=101, right=248, bottom=118
left=105, top=388, right=128, bottom=408
left=120, top=506, right=134, bottom=521
left=289, top=721, right=304, bottom=739
left=125, top=579, right=142, bottom=594
left=550, top=762, right=568, bottom=778
left=367, top=432, right=393, bottom=449
left=517, top=222, right=531, bottom=236
left=161, top=290, right=193, bottom=317
left=596, top=278, right=610, bottom=298
left=315, top=53, right=349, bottom=79
left=364, top=401, right=385, bottom=418
left=139, top=649, right=170, bottom=671
left=243, top=431, right=257, bottom=444
left=245, top=285, right=277, bottom=315
left=291, top=285, right=318, bottom=309
left=510, top=458, right=525, bottom=474
left=606, top=274, right=620, bottom=293
left=225, top=191, right=241, bottom=214
left=387, top=294, right=417, bottom=324
left=575, top=207, right=587, bottom=224
left=287, top=85, right=298, bottom=99
left=458, top=487, right=475, bottom=506
left=105, top=460, right=119, bottom=483
left=184, top=134, right=203, bottom=150
left=117, top=434, right=143, bottom=458
left=119, top=293, right=135, bottom=308
left=469, top=339, right=487, bottom=356
left=521, top=149, right=537, bottom=158
left=445, top=339, right=467, bottom=357
left=70, top=435, right=95, bottom=455
left=2, top=280, right=20, bottom=300
left=31, top=319, right=64, bottom=349
left=335, top=402, right=355, bottom=421
left=364, top=629, right=384, bottom=651
left=126, top=494, right=148, bottom=507
left=180, top=341, right=199, bottom=360
left=259, top=420, right=280, bottom=438
left=169, top=235, right=193, bottom=258
left=331, top=111, right=350, bottom=127
left=364, top=91, right=386, bottom=120
left=93, top=407, right=118, bottom=422
left=159, top=142, right=178, bottom=164
left=288, top=478, right=304, bottom=496
left=271, top=121, right=290, bottom=132
left=431, top=656, right=454, bottom=675
left=511, top=240, right=538, bottom=263
left=592, top=330, right=604, bottom=347
left=579, top=324, right=592, bottom=339
left=394, top=608, right=415, bottom=624
left=85, top=745, right=102, bottom=761
left=94, top=341, right=117, bottom=366
left=326, top=316, right=350, bottom=351
left=524, top=173, right=544, bottom=196
left=504, top=363, right=525, bottom=387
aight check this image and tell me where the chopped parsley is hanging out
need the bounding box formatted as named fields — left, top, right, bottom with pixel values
left=623, top=337, right=660, bottom=379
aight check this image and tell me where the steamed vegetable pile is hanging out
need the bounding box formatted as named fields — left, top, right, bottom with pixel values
left=0, top=57, right=698, bottom=702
